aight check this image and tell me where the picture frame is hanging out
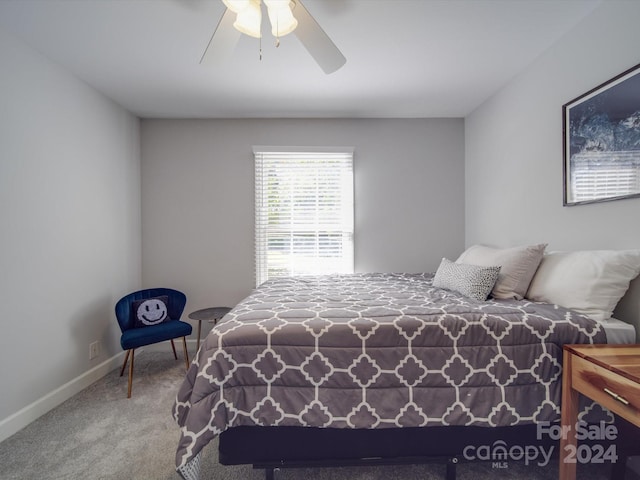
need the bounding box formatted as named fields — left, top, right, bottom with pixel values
left=562, top=62, right=640, bottom=206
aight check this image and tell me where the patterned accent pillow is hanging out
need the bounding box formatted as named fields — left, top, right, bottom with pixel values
left=433, top=257, right=501, bottom=301
left=132, top=295, right=169, bottom=328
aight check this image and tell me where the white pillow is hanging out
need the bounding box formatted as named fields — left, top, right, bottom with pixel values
left=456, top=243, right=547, bottom=300
left=526, top=250, right=640, bottom=322
left=433, top=257, right=501, bottom=301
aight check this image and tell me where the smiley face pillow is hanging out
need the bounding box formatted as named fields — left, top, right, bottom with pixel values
left=132, top=296, right=169, bottom=328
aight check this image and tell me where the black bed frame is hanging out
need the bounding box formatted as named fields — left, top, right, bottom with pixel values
left=218, top=417, right=638, bottom=480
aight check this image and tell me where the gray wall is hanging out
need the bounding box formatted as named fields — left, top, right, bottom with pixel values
left=465, top=1, right=640, bottom=332
left=6, top=0, right=638, bottom=442
left=0, top=27, right=141, bottom=429
left=140, top=118, right=465, bottom=334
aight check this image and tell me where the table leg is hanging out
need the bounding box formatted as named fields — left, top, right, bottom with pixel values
left=559, top=349, right=579, bottom=480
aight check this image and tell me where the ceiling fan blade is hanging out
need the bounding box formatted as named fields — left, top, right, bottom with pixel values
left=292, top=0, right=346, bottom=74
left=200, top=8, right=241, bottom=65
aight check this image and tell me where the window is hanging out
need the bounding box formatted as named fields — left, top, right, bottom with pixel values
left=254, top=148, right=354, bottom=286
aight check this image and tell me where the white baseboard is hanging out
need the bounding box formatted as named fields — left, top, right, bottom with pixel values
left=0, top=352, right=125, bottom=443
left=0, top=339, right=198, bottom=444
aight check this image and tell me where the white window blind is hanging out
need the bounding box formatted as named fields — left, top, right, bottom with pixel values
left=570, top=151, right=640, bottom=202
left=254, top=149, right=354, bottom=286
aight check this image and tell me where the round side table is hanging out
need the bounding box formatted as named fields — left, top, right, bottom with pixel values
left=188, top=306, right=232, bottom=350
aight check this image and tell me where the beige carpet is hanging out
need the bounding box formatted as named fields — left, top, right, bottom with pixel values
left=0, top=351, right=627, bottom=479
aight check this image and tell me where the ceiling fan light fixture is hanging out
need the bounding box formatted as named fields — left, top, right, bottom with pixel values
left=265, top=1, right=298, bottom=37
left=222, top=0, right=251, bottom=14
left=232, top=0, right=262, bottom=38
left=207, top=0, right=345, bottom=74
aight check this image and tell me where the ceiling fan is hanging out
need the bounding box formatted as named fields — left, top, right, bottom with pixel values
left=201, top=0, right=346, bottom=74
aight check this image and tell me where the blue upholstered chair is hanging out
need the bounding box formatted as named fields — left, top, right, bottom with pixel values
left=115, top=288, right=192, bottom=398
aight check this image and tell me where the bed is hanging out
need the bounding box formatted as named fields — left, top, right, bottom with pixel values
left=173, top=246, right=640, bottom=480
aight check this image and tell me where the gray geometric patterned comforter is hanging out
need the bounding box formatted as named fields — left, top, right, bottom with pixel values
left=173, top=273, right=606, bottom=478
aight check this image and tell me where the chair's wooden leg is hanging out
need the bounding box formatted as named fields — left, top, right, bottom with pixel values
left=182, top=336, right=190, bottom=369
left=127, top=349, right=135, bottom=398
left=120, top=350, right=130, bottom=377
left=170, top=339, right=178, bottom=360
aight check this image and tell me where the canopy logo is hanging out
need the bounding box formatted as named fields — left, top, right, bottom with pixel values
left=463, top=421, right=619, bottom=469
left=463, top=440, right=554, bottom=468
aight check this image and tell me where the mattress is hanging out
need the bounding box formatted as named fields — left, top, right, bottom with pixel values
left=602, top=317, right=636, bottom=344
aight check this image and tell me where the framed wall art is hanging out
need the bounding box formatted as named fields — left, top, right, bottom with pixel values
left=563, top=62, right=640, bottom=206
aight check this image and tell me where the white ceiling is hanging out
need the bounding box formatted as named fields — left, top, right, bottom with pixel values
left=0, top=0, right=601, bottom=118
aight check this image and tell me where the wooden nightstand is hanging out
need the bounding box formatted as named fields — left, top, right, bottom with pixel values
left=559, top=344, right=640, bottom=480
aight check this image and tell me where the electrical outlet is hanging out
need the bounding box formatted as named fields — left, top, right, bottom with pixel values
left=89, top=341, right=100, bottom=360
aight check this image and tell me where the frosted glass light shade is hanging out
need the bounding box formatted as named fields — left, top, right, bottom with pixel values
left=233, top=0, right=262, bottom=38
left=265, top=1, right=297, bottom=37
left=222, top=0, right=251, bottom=14
left=263, top=0, right=289, bottom=8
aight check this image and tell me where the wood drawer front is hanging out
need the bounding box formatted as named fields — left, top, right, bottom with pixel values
left=572, top=355, right=640, bottom=427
